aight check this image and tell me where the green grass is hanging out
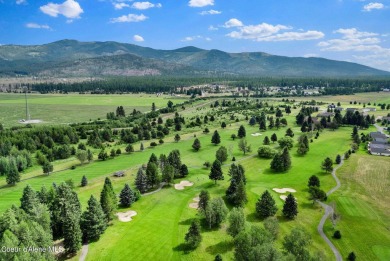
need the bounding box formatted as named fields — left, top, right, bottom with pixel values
left=0, top=93, right=188, bottom=127
left=324, top=152, right=390, bottom=261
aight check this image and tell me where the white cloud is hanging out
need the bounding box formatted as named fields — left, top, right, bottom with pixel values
left=40, top=0, right=83, bottom=19
left=25, top=23, right=51, bottom=30
left=114, top=3, right=129, bottom=10
left=225, top=20, right=324, bottom=42
left=199, top=9, right=221, bottom=15
left=363, top=2, right=384, bottom=11
left=181, top=35, right=210, bottom=42
left=16, top=0, right=26, bottom=4
left=188, top=0, right=214, bottom=8
left=110, top=13, right=148, bottom=23
left=224, top=18, right=243, bottom=28
left=132, top=2, right=162, bottom=10
left=133, top=34, right=145, bottom=42
left=208, top=25, right=218, bottom=31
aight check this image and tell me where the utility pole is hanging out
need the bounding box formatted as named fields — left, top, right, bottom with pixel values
left=24, top=86, right=30, bottom=121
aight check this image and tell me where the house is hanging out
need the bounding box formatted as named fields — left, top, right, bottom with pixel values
left=363, top=107, right=376, bottom=112
left=382, top=116, right=390, bottom=123
left=370, top=132, right=388, bottom=143
left=346, top=108, right=358, bottom=112
left=369, top=147, right=390, bottom=156
left=317, top=112, right=334, bottom=117
left=113, top=170, right=125, bottom=177
left=383, top=88, right=390, bottom=92
left=328, top=104, right=336, bottom=109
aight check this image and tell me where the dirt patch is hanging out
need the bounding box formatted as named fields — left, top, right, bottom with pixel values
left=174, top=180, right=193, bottom=190
left=273, top=188, right=296, bottom=193
left=116, top=210, right=137, bottom=222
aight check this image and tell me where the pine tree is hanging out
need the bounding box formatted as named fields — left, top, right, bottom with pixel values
left=119, top=184, right=135, bottom=207
left=211, top=130, right=221, bottom=145
left=174, top=134, right=181, bottom=142
left=237, top=125, right=246, bottom=138
left=125, top=144, right=134, bottom=153
left=308, top=175, right=320, bottom=187
left=6, top=159, right=20, bottom=185
left=100, top=178, right=117, bottom=221
left=87, top=149, right=93, bottom=162
left=263, top=136, right=270, bottom=145
left=185, top=220, right=202, bottom=249
left=256, top=190, right=278, bottom=218
left=162, top=164, right=174, bottom=184
left=167, top=149, right=182, bottom=177
left=81, top=175, right=88, bottom=187
left=81, top=195, right=107, bottom=241
left=20, top=185, right=38, bottom=215
left=209, top=160, right=224, bottom=184
left=216, top=146, right=228, bottom=162
left=140, top=142, right=144, bottom=151
left=148, top=153, right=158, bottom=164
left=335, top=154, right=342, bottom=164
left=321, top=157, right=334, bottom=173
left=135, top=167, right=148, bottom=193
left=63, top=205, right=82, bottom=253
left=180, top=164, right=189, bottom=177
left=271, top=133, right=278, bottom=143
left=281, top=147, right=291, bottom=170
left=282, top=194, right=298, bottom=219
left=192, top=138, right=201, bottom=151
left=285, top=128, right=294, bottom=137
left=146, top=162, right=159, bottom=188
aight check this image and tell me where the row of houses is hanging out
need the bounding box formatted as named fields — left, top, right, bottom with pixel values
left=368, top=132, right=390, bottom=156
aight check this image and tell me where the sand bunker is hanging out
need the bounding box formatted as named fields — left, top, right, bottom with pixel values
left=273, top=188, right=296, bottom=193
left=189, top=196, right=200, bottom=209
left=174, top=180, right=194, bottom=190
left=251, top=133, right=263, bottom=137
left=193, top=197, right=200, bottom=202
left=116, top=210, right=137, bottom=222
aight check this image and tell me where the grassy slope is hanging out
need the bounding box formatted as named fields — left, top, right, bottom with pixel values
left=324, top=150, right=390, bottom=261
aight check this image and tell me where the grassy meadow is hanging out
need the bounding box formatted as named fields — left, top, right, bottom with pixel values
left=0, top=93, right=188, bottom=127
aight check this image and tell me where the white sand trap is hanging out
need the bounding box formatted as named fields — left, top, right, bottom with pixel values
left=189, top=202, right=199, bottom=209
left=273, top=188, right=297, bottom=193
left=193, top=197, right=200, bottom=202
left=116, top=210, right=137, bottom=222
left=174, top=180, right=194, bottom=190
left=251, top=133, right=263, bottom=137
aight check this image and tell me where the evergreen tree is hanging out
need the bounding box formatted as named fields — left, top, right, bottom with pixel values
left=237, top=125, right=246, bottom=138
left=209, top=160, right=224, bottom=184
left=100, top=178, right=117, bottom=221
left=20, top=185, right=38, bottom=215
left=42, top=160, right=53, bottom=175
left=180, top=164, right=189, bottom=177
left=81, top=195, right=107, bottom=241
left=281, top=147, right=291, bottom=170
left=211, top=130, right=221, bottom=145
left=271, top=133, right=278, bottom=143
left=6, top=159, right=20, bottom=185
left=321, top=157, right=334, bottom=173
left=148, top=153, right=158, bottom=165
left=98, top=150, right=108, bottom=161
left=270, top=148, right=291, bottom=172
left=192, top=138, right=201, bottom=151
left=335, top=154, right=342, bottom=164
left=119, top=184, right=135, bottom=207
left=63, top=204, right=82, bottom=253
left=263, top=136, right=270, bottom=145
left=282, top=194, right=298, bottom=219
left=87, top=149, right=93, bottom=162
left=174, top=134, right=181, bottom=142
left=81, top=175, right=88, bottom=187
left=285, top=128, right=294, bottom=137
left=215, top=254, right=223, bottom=261
left=348, top=252, right=356, bottom=261
left=308, top=175, right=320, bottom=188
left=221, top=122, right=226, bottom=129
left=167, top=150, right=181, bottom=177
left=135, top=167, right=148, bottom=193
left=140, top=142, right=144, bottom=151
left=125, top=144, right=134, bottom=153
left=185, top=220, right=202, bottom=249
left=198, top=190, right=210, bottom=214
left=162, top=164, right=174, bottom=184
left=256, top=190, right=278, bottom=218
left=146, top=162, right=160, bottom=188
left=216, top=146, right=228, bottom=163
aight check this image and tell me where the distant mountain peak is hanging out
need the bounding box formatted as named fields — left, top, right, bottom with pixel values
left=173, top=46, right=205, bottom=52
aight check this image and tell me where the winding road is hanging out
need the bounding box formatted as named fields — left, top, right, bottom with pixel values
left=317, top=156, right=344, bottom=261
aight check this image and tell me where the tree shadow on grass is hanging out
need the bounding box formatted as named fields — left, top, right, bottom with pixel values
left=205, top=240, right=234, bottom=255
left=179, top=218, right=194, bottom=226
left=246, top=212, right=261, bottom=223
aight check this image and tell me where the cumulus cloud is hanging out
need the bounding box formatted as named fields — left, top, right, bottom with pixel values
left=16, top=0, right=26, bottom=4
left=363, top=2, right=384, bottom=11
left=208, top=25, right=218, bottom=31
left=114, top=3, right=129, bottom=10
left=225, top=20, right=323, bottom=42
left=224, top=18, right=243, bottom=28
left=199, top=9, right=221, bottom=15
left=188, top=0, right=214, bottom=8
left=133, top=34, right=145, bottom=42
left=110, top=13, right=148, bottom=23
left=40, top=0, right=83, bottom=19
left=25, top=23, right=51, bottom=30
left=131, top=2, right=162, bottom=10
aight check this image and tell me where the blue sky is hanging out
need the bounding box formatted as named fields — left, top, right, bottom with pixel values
left=0, top=0, right=389, bottom=71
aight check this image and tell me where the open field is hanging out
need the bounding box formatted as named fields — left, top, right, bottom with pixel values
left=324, top=151, right=390, bottom=261
left=0, top=93, right=188, bottom=127
left=287, top=92, right=390, bottom=104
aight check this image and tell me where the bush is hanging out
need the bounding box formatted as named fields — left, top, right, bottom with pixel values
left=258, top=146, right=277, bottom=159
left=150, top=142, right=158, bottom=147
left=347, top=252, right=356, bottom=261
left=333, top=230, right=341, bottom=239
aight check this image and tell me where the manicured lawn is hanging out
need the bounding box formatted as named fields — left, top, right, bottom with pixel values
left=324, top=152, right=390, bottom=261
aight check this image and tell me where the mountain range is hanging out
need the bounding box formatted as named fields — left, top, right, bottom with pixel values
left=0, top=39, right=389, bottom=77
